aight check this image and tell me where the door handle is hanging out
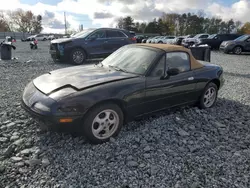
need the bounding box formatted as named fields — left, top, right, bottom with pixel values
left=104, top=41, right=108, bottom=43
left=188, top=77, right=194, bottom=81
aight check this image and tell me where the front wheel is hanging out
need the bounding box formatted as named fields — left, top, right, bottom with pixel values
left=70, top=48, right=86, bottom=65
left=82, top=103, right=124, bottom=144
left=199, top=82, right=218, bottom=109
left=233, top=46, right=242, bottom=55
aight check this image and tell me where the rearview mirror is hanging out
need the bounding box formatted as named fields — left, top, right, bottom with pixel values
left=167, top=68, right=180, bottom=76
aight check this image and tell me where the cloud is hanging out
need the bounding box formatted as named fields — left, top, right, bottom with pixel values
left=207, top=0, right=250, bottom=23
left=94, top=12, right=113, bottom=19
left=0, top=0, right=250, bottom=33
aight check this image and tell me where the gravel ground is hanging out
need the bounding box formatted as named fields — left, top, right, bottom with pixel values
left=0, top=41, right=250, bottom=188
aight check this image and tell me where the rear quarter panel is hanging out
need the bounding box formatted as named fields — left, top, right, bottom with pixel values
left=193, top=63, right=223, bottom=97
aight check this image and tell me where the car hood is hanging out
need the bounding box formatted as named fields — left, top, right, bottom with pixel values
left=33, top=65, right=139, bottom=95
left=221, top=40, right=236, bottom=46
left=51, top=37, right=74, bottom=44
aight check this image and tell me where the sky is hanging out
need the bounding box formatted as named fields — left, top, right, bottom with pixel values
left=1, top=0, right=250, bottom=33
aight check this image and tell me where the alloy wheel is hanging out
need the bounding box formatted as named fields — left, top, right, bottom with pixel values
left=203, top=87, right=216, bottom=108
left=91, top=109, right=119, bottom=140
left=72, top=50, right=84, bottom=64
left=234, top=47, right=242, bottom=55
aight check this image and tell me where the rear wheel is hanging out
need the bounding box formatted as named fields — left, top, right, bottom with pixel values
left=158, top=41, right=163, bottom=44
left=82, top=103, right=124, bottom=144
left=199, top=82, right=218, bottom=109
left=233, top=46, right=242, bottom=55
left=70, top=48, right=87, bottom=65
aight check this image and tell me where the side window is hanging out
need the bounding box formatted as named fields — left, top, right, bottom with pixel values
left=88, top=30, right=106, bottom=39
left=166, top=52, right=190, bottom=73
left=107, top=30, right=124, bottom=38
left=200, top=35, right=208, bottom=38
left=117, top=31, right=127, bottom=38
left=150, top=56, right=165, bottom=77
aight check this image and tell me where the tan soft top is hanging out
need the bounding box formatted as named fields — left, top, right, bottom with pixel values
left=134, top=43, right=204, bottom=70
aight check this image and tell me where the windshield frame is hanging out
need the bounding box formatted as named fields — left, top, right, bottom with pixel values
left=100, top=45, right=161, bottom=76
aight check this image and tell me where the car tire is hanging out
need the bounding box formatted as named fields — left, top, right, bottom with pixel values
left=233, top=46, right=242, bottom=55
left=70, top=48, right=86, bottom=65
left=199, top=82, right=218, bottom=109
left=158, top=41, right=163, bottom=44
left=82, top=103, right=124, bottom=144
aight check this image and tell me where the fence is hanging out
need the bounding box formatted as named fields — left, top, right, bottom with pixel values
left=0, top=32, right=33, bottom=40
left=0, top=31, right=161, bottom=40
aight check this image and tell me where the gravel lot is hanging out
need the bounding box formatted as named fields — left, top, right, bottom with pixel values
left=0, top=41, right=250, bottom=188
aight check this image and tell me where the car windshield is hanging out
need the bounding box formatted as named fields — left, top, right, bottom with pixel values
left=234, top=35, right=250, bottom=41
left=101, top=46, right=158, bottom=75
left=193, top=34, right=201, bottom=38
left=72, top=29, right=95, bottom=38
left=208, top=34, right=216, bottom=39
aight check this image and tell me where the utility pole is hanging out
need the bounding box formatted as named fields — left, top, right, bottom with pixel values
left=64, top=12, right=67, bottom=34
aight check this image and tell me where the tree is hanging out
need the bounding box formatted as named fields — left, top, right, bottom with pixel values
left=239, top=22, right=250, bottom=34
left=0, top=12, right=9, bottom=31
left=32, top=15, right=43, bottom=33
left=123, top=16, right=135, bottom=31
left=7, top=9, right=43, bottom=33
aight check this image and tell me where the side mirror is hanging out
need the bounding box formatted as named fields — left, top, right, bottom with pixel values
left=167, top=68, right=180, bottom=76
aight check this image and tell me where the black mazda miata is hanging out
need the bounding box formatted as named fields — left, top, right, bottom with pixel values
left=21, top=44, right=224, bottom=144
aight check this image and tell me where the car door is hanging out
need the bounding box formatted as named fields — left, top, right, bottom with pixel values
left=105, top=30, right=129, bottom=54
left=144, top=52, right=197, bottom=114
left=244, top=37, right=250, bottom=51
left=84, top=29, right=108, bottom=57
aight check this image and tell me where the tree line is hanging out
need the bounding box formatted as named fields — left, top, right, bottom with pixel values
left=0, top=9, right=43, bottom=34
left=117, top=12, right=250, bottom=35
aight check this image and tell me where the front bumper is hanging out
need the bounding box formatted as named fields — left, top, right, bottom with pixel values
left=21, top=82, right=83, bottom=130
left=49, top=43, right=68, bottom=62
left=219, top=45, right=234, bottom=53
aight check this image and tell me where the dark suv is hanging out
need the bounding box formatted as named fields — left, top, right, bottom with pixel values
left=49, top=28, right=136, bottom=65
left=220, top=34, right=250, bottom=54
left=195, top=34, right=242, bottom=49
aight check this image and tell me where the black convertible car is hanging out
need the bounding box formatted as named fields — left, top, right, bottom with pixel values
left=22, top=44, right=224, bottom=144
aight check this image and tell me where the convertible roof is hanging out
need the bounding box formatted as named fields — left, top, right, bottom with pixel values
left=133, top=44, right=204, bottom=70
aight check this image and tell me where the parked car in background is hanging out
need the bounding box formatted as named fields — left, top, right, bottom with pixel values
left=172, top=36, right=185, bottom=45
left=142, top=37, right=153, bottom=43
left=195, top=34, right=242, bottom=50
left=33, top=34, right=48, bottom=41
left=49, top=28, right=136, bottom=65
left=22, top=43, right=224, bottom=144
left=135, top=35, right=148, bottom=43
left=162, top=36, right=176, bottom=44
left=48, top=35, right=55, bottom=40
left=153, top=36, right=175, bottom=44
left=220, top=34, right=250, bottom=54
left=182, top=34, right=210, bottom=48
left=146, top=36, right=161, bottom=43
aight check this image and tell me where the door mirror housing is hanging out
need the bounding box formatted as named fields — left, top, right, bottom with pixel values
left=167, top=68, right=180, bottom=76
left=160, top=68, right=180, bottom=80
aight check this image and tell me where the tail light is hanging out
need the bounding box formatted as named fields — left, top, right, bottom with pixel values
left=130, top=37, right=136, bottom=42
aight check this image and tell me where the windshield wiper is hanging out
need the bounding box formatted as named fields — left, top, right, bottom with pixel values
left=109, top=65, right=128, bottom=73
